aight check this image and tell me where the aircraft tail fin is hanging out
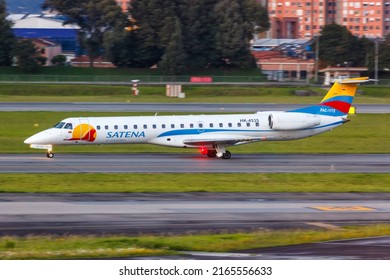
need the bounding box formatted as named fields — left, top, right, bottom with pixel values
left=319, top=77, right=370, bottom=114
left=289, top=77, right=372, bottom=116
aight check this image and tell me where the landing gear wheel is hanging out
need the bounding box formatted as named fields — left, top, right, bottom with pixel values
left=46, top=152, right=54, bottom=158
left=207, top=150, right=217, bottom=158
left=221, top=150, right=231, bottom=159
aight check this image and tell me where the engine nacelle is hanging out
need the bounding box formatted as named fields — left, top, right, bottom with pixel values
left=268, top=113, right=321, bottom=130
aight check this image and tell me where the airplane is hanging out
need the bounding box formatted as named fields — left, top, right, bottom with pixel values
left=24, top=77, right=371, bottom=159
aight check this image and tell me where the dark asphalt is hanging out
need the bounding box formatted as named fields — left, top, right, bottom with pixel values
left=1, top=153, right=389, bottom=173
left=1, top=192, right=390, bottom=236
left=1, top=193, right=389, bottom=259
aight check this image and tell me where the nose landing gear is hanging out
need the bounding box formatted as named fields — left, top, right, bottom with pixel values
left=28, top=144, right=54, bottom=159
left=45, top=145, right=54, bottom=158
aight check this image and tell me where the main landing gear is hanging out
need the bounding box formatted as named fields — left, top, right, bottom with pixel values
left=221, top=150, right=231, bottom=159
left=207, top=150, right=217, bottom=157
left=201, top=147, right=232, bottom=159
left=46, top=151, right=54, bottom=158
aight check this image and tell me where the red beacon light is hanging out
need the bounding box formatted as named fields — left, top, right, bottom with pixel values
left=200, top=147, right=208, bottom=155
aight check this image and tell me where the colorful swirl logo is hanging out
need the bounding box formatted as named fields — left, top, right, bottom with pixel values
left=68, top=124, right=97, bottom=142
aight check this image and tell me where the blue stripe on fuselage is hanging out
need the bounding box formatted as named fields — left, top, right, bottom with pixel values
left=156, top=121, right=344, bottom=138
left=157, top=129, right=258, bottom=137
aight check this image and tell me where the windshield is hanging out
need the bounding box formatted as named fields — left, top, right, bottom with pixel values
left=64, top=123, right=73, bottom=129
left=53, top=122, right=65, bottom=129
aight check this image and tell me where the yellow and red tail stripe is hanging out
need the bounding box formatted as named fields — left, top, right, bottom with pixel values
left=289, top=77, right=369, bottom=116
left=319, top=77, right=368, bottom=114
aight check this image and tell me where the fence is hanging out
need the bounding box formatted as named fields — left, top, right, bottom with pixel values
left=1, top=74, right=388, bottom=85
left=0, top=75, right=268, bottom=84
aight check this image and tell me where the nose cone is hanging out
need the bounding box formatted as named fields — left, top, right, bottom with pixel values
left=24, top=132, right=44, bottom=145
left=24, top=129, right=55, bottom=145
left=24, top=136, right=34, bottom=145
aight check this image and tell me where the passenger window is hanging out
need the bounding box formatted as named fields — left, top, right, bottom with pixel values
left=210, top=123, right=214, bottom=128
left=64, top=123, right=73, bottom=129
left=219, top=123, right=223, bottom=128
left=237, top=123, right=241, bottom=127
left=180, top=124, right=184, bottom=128
left=143, top=124, right=147, bottom=129
left=105, top=125, right=109, bottom=130
left=153, top=124, right=157, bottom=129
left=134, top=125, right=138, bottom=129
left=124, top=125, right=128, bottom=129
left=228, top=123, right=232, bottom=127
left=162, top=124, right=166, bottom=129
left=190, top=124, right=194, bottom=128
left=97, top=125, right=101, bottom=130
left=114, top=125, right=118, bottom=130
left=171, top=124, right=175, bottom=128
left=247, top=123, right=251, bottom=127
left=256, top=122, right=259, bottom=127
left=199, top=123, right=203, bottom=128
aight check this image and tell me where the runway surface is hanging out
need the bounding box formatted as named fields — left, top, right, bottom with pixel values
left=1, top=193, right=390, bottom=236
left=1, top=153, right=389, bottom=173
left=1, top=192, right=390, bottom=259
left=1, top=102, right=389, bottom=113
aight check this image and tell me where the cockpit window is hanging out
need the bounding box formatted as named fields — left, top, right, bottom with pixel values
left=64, top=123, right=73, bottom=129
left=53, top=122, right=65, bottom=129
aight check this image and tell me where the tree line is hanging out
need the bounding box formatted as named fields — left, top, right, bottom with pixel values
left=1, top=0, right=390, bottom=75
left=42, top=0, right=269, bottom=73
left=1, top=0, right=270, bottom=73
left=316, top=23, right=390, bottom=75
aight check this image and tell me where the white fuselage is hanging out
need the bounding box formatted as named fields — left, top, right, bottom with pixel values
left=24, top=76, right=369, bottom=159
left=24, top=111, right=345, bottom=149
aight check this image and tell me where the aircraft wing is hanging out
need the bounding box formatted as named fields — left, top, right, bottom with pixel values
left=183, top=135, right=268, bottom=146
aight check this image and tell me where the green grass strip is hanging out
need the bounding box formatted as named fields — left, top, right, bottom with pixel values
left=0, top=173, right=389, bottom=193
left=1, top=224, right=390, bottom=259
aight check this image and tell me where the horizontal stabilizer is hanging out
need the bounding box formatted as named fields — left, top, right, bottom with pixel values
left=338, top=77, right=373, bottom=84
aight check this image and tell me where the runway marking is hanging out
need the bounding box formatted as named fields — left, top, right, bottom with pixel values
left=312, top=206, right=375, bottom=211
left=306, top=222, right=343, bottom=231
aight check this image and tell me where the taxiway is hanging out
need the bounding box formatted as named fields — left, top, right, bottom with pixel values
left=1, top=192, right=390, bottom=236
left=1, top=192, right=390, bottom=259
left=1, top=153, right=389, bottom=173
